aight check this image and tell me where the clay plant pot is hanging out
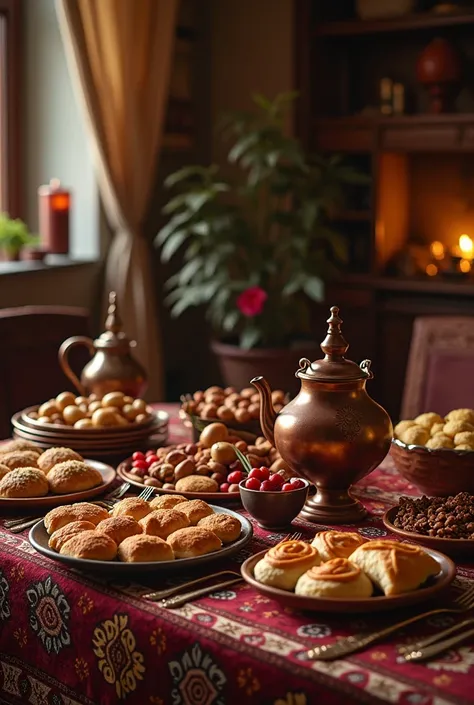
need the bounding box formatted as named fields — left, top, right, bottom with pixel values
left=416, top=38, right=462, bottom=113
left=210, top=340, right=317, bottom=396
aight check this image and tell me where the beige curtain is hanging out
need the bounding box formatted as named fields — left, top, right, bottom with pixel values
left=56, top=0, right=179, bottom=400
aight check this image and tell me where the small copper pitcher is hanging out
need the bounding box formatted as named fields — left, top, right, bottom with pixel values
left=252, top=306, right=393, bottom=523
left=59, top=292, right=148, bottom=399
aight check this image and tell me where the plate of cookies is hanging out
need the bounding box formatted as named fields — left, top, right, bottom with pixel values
left=29, top=494, right=253, bottom=575
left=241, top=532, right=455, bottom=613
left=0, top=439, right=115, bottom=507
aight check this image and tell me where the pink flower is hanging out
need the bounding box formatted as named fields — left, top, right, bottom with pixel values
left=236, top=287, right=268, bottom=317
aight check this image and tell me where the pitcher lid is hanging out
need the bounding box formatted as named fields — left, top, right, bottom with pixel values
left=94, top=292, right=135, bottom=350
left=296, top=306, right=371, bottom=382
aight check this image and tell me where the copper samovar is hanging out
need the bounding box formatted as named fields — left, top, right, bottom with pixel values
left=252, top=306, right=393, bottom=523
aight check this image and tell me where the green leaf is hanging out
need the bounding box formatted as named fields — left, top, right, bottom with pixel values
left=161, top=229, right=188, bottom=262
left=240, top=326, right=261, bottom=350
left=155, top=212, right=190, bottom=246
left=178, top=257, right=203, bottom=285
left=233, top=446, right=253, bottom=474
left=164, top=164, right=218, bottom=188
left=228, top=133, right=259, bottom=164
left=303, top=276, right=324, bottom=302
left=283, top=275, right=304, bottom=296
left=222, top=310, right=239, bottom=332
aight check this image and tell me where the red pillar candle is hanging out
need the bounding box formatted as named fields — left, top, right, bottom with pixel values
left=38, top=178, right=71, bottom=254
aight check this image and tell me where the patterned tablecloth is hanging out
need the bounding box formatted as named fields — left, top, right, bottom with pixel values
left=0, top=404, right=473, bottom=705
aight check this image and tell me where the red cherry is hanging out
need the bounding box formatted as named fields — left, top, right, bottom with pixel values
left=260, top=480, right=276, bottom=491
left=268, top=472, right=284, bottom=488
left=290, top=478, right=305, bottom=489
left=132, top=451, right=145, bottom=461
left=220, top=483, right=230, bottom=493
left=259, top=466, right=270, bottom=481
left=282, top=482, right=294, bottom=492
left=245, top=477, right=261, bottom=490
left=145, top=449, right=155, bottom=457
left=248, top=468, right=264, bottom=481
left=132, top=459, right=148, bottom=470
left=145, top=454, right=159, bottom=466
left=228, top=470, right=244, bottom=484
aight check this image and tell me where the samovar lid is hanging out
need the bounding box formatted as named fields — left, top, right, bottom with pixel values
left=296, top=306, right=372, bottom=382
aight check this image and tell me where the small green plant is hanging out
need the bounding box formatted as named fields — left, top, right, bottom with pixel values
left=156, top=93, right=368, bottom=349
left=0, top=213, right=38, bottom=258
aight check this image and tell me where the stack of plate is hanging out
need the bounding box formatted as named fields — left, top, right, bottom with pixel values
left=11, top=406, right=169, bottom=459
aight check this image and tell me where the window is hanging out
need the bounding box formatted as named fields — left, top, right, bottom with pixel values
left=0, top=0, right=21, bottom=216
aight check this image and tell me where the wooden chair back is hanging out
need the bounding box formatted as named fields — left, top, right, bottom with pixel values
left=0, top=306, right=90, bottom=438
left=400, top=315, right=474, bottom=420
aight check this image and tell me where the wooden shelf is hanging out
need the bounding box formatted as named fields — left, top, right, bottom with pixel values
left=313, top=114, right=474, bottom=153
left=341, top=273, right=474, bottom=297
left=314, top=11, right=474, bottom=37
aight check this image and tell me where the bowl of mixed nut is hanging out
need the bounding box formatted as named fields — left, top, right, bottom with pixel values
left=180, top=385, right=288, bottom=440
left=384, top=493, right=474, bottom=556
left=391, top=408, right=474, bottom=496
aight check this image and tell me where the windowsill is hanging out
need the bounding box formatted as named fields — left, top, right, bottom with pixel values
left=0, top=255, right=99, bottom=276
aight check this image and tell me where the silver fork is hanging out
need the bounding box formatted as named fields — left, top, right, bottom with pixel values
left=6, top=482, right=142, bottom=534
left=306, top=584, right=474, bottom=661
left=403, top=621, right=474, bottom=662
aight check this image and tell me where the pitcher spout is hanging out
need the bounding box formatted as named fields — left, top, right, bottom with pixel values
left=251, top=376, right=277, bottom=447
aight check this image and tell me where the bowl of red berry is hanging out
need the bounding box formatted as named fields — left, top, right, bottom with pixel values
left=239, top=468, right=309, bottom=530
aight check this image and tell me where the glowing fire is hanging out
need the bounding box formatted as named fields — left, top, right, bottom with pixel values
left=459, top=234, right=474, bottom=258
left=430, top=241, right=445, bottom=260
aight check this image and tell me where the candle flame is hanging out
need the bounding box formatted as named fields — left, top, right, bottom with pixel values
left=459, top=234, right=473, bottom=256
left=426, top=263, right=438, bottom=277
left=460, top=258, right=471, bottom=273
left=430, top=241, right=445, bottom=260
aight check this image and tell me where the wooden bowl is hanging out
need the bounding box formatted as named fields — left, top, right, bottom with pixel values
left=391, top=438, right=474, bottom=496
left=239, top=478, right=309, bottom=529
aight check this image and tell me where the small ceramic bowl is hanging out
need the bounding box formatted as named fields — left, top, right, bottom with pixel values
left=238, top=478, right=309, bottom=530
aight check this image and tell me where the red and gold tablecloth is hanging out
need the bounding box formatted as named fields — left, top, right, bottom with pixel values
left=0, top=405, right=473, bottom=705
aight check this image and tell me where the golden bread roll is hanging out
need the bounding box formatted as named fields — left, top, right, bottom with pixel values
left=430, top=422, right=445, bottom=436
left=139, top=508, right=189, bottom=539
left=0, top=440, right=40, bottom=455
left=167, top=526, right=222, bottom=558
left=311, top=531, right=367, bottom=562
left=149, top=494, right=188, bottom=510
left=37, top=447, right=83, bottom=474
left=96, top=516, right=142, bottom=544
left=60, top=531, right=117, bottom=561
left=110, top=497, right=151, bottom=521
left=0, top=468, right=48, bottom=498
left=197, top=513, right=241, bottom=543
left=118, top=535, right=174, bottom=562
left=177, top=499, right=214, bottom=525
left=47, top=460, right=102, bottom=494
left=0, top=463, right=11, bottom=480
left=253, top=540, right=321, bottom=591
left=44, top=502, right=108, bottom=534
left=295, top=558, right=373, bottom=598
left=1, top=450, right=40, bottom=470
left=393, top=420, right=415, bottom=439
left=399, top=425, right=430, bottom=446
left=414, top=412, right=444, bottom=430
left=48, top=520, right=96, bottom=551
left=454, top=431, right=474, bottom=447
left=349, top=540, right=439, bottom=596
left=443, top=420, right=474, bottom=438
left=175, top=476, right=219, bottom=493
left=426, top=434, right=454, bottom=449
left=455, top=444, right=474, bottom=451
left=445, top=408, right=474, bottom=425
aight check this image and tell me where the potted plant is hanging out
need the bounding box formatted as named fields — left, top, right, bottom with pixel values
left=0, top=213, right=38, bottom=261
left=155, top=93, right=368, bottom=390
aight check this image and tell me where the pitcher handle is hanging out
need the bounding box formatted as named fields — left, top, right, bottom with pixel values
left=58, top=336, right=95, bottom=396
left=359, top=359, right=374, bottom=380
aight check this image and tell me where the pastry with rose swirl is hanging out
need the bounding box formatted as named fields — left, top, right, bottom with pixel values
left=253, top=540, right=321, bottom=590
left=295, top=557, right=373, bottom=598
left=311, top=531, right=367, bottom=562
left=349, top=540, right=439, bottom=596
